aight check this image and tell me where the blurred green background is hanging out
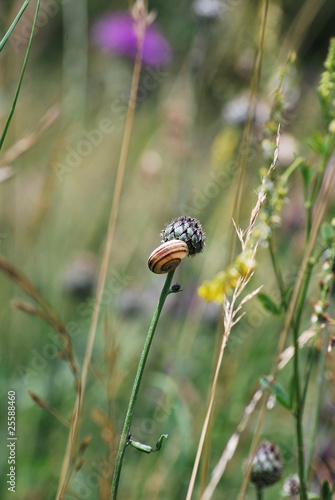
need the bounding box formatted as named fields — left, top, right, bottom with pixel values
left=1, top=0, right=335, bottom=499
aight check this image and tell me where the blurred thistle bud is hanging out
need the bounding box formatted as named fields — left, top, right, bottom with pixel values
left=161, top=216, right=205, bottom=256
left=148, top=217, right=204, bottom=275
left=328, top=336, right=335, bottom=353
left=282, top=474, right=300, bottom=498
left=192, top=0, right=226, bottom=21
left=62, top=253, right=97, bottom=298
left=250, top=441, right=283, bottom=488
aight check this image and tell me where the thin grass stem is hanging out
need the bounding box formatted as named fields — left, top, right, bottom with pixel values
left=55, top=6, right=146, bottom=498
left=0, top=0, right=30, bottom=51
left=0, top=0, right=41, bottom=151
left=292, top=321, right=307, bottom=499
left=110, top=270, right=175, bottom=499
left=227, top=0, right=269, bottom=264
left=268, top=236, right=287, bottom=308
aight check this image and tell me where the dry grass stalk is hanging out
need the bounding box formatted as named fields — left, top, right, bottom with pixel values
left=227, top=0, right=270, bottom=263
left=55, top=3, right=148, bottom=498
left=11, top=298, right=51, bottom=323
left=0, top=105, right=60, bottom=167
left=185, top=143, right=279, bottom=499
left=201, top=387, right=264, bottom=500
left=201, top=327, right=315, bottom=500
left=0, top=254, right=79, bottom=381
left=0, top=165, right=14, bottom=183
left=28, top=391, right=70, bottom=428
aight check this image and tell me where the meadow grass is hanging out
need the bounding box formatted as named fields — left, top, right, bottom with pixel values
left=1, top=1, right=335, bottom=499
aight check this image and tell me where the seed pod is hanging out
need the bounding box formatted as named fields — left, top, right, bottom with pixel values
left=148, top=240, right=189, bottom=274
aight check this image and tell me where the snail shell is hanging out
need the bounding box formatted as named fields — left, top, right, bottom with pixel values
left=148, top=240, right=189, bottom=274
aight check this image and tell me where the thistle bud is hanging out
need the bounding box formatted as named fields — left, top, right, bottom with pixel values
left=161, top=216, right=205, bottom=256
left=250, top=441, right=283, bottom=488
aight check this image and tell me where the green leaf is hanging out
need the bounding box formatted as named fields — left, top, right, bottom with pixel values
left=298, top=161, right=314, bottom=189
left=0, top=0, right=30, bottom=52
left=258, top=293, right=282, bottom=315
left=128, top=434, right=168, bottom=454
left=155, top=434, right=168, bottom=451
left=283, top=286, right=293, bottom=305
left=308, top=131, right=326, bottom=156
left=321, top=222, right=334, bottom=246
left=260, top=377, right=292, bottom=410
left=128, top=439, right=152, bottom=454
left=320, top=480, right=332, bottom=499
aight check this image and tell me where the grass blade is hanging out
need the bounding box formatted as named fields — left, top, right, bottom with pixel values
left=0, top=0, right=30, bottom=52
left=0, top=0, right=40, bottom=152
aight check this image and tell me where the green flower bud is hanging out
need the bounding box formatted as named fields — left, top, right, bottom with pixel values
left=161, top=216, right=205, bottom=256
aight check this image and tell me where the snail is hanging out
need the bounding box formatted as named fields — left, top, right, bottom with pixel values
left=148, top=240, right=189, bottom=274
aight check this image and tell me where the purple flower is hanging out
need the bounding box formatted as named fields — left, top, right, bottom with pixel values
left=92, top=12, right=172, bottom=67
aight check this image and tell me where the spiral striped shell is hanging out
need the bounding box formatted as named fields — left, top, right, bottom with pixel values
left=148, top=240, right=189, bottom=274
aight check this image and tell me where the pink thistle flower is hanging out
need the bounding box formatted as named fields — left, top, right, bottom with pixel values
left=92, top=12, right=172, bottom=67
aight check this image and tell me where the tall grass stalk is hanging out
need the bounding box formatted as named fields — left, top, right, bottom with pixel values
left=238, top=165, right=335, bottom=500
left=227, top=0, right=269, bottom=264
left=0, top=254, right=79, bottom=380
left=202, top=327, right=314, bottom=500
left=186, top=277, right=262, bottom=500
left=185, top=139, right=278, bottom=499
left=197, top=2, right=270, bottom=493
left=55, top=3, right=147, bottom=498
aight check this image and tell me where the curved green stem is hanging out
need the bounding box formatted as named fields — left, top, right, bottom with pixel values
left=110, top=270, right=175, bottom=500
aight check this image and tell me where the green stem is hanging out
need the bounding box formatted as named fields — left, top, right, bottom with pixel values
left=292, top=320, right=307, bottom=500
left=110, top=270, right=175, bottom=500
left=291, top=263, right=314, bottom=500
left=305, top=327, right=328, bottom=479
left=292, top=260, right=314, bottom=333
left=268, top=236, right=287, bottom=309
left=305, top=134, right=335, bottom=241
left=256, top=485, right=263, bottom=500
left=280, top=156, right=303, bottom=185
left=290, top=262, right=315, bottom=500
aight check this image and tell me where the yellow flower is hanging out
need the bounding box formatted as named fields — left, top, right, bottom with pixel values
left=198, top=271, right=232, bottom=304
left=198, top=251, right=257, bottom=304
